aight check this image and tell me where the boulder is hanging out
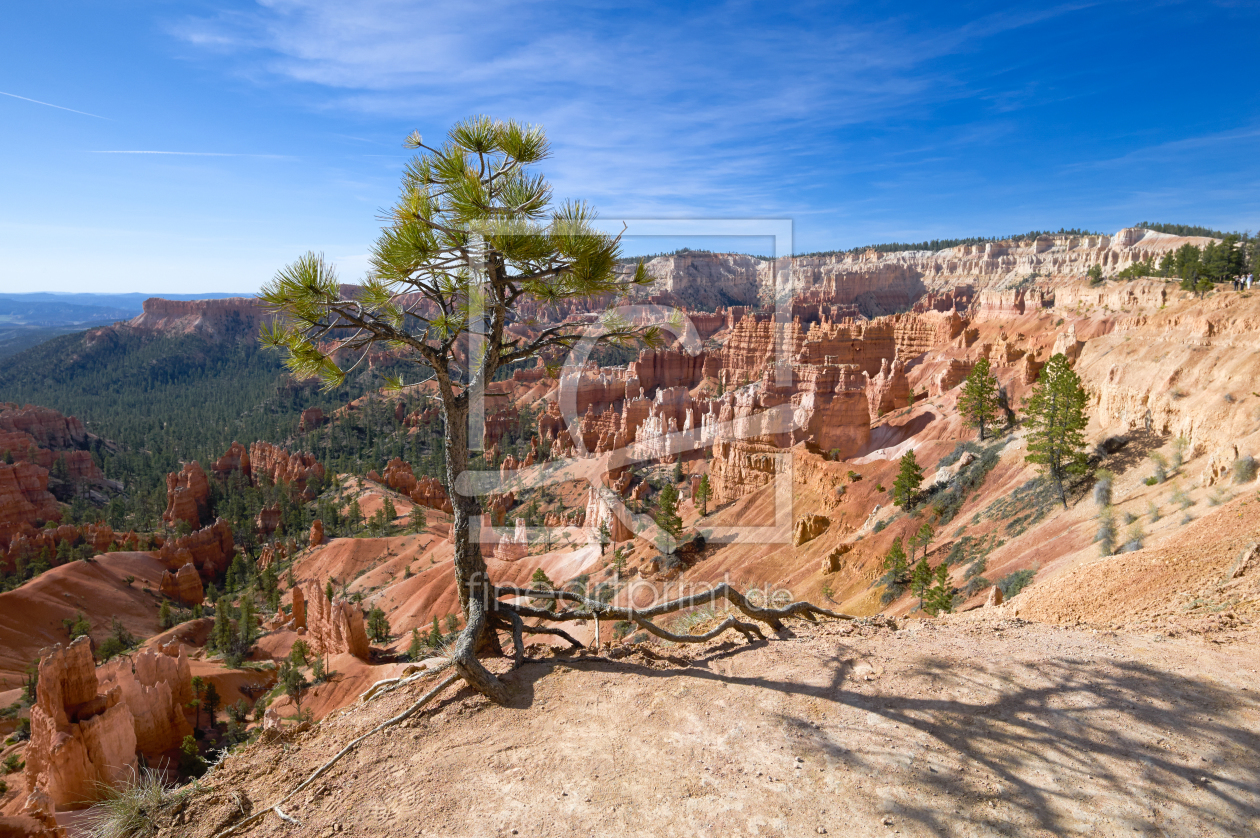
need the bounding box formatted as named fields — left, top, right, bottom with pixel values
left=1227, top=542, right=1258, bottom=581
left=985, top=586, right=1004, bottom=607
left=793, top=514, right=830, bottom=547
left=928, top=451, right=976, bottom=490
left=821, top=543, right=852, bottom=574
left=309, top=519, right=324, bottom=547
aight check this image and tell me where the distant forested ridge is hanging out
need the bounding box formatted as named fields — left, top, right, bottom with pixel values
left=1133, top=222, right=1233, bottom=239
left=0, top=319, right=402, bottom=485
left=797, top=229, right=1105, bottom=259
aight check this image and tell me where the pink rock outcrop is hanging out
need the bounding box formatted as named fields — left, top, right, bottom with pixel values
left=211, top=441, right=251, bottom=480
left=0, top=405, right=87, bottom=451
left=23, top=637, right=137, bottom=809
left=158, top=562, right=205, bottom=605
left=157, top=518, right=235, bottom=579
left=299, top=583, right=370, bottom=660
left=162, top=462, right=209, bottom=529
left=248, top=442, right=324, bottom=493
left=0, top=462, right=60, bottom=548
left=255, top=504, right=281, bottom=540
left=309, top=519, right=324, bottom=547
left=299, top=407, right=326, bottom=432
left=291, top=585, right=306, bottom=629
left=99, top=646, right=193, bottom=758
left=865, top=356, right=911, bottom=419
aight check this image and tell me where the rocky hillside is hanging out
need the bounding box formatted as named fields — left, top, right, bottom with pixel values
left=635, top=228, right=1219, bottom=314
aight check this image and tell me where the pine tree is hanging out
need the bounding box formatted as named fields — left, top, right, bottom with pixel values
left=910, top=558, right=933, bottom=607
left=237, top=596, right=257, bottom=650
left=694, top=474, right=712, bottom=516
left=325, top=579, right=335, bottom=602
left=654, top=483, right=683, bottom=553
left=409, top=504, right=427, bottom=534
left=891, top=449, right=924, bottom=508
left=211, top=603, right=232, bottom=651
left=204, top=682, right=221, bottom=728
left=428, top=616, right=442, bottom=647
left=958, top=357, right=1000, bottom=440
left=912, top=521, right=934, bottom=562
left=1023, top=353, right=1089, bottom=508
left=158, top=600, right=173, bottom=630
left=280, top=661, right=308, bottom=717
left=189, top=676, right=205, bottom=729
left=408, top=628, right=423, bottom=660
left=382, top=496, right=397, bottom=526
left=881, top=537, right=909, bottom=584
left=925, top=562, right=954, bottom=616
left=367, top=606, right=391, bottom=642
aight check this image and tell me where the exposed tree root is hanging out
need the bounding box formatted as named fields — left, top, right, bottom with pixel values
left=493, top=581, right=851, bottom=633
left=209, top=673, right=460, bottom=838
left=208, top=583, right=848, bottom=835
left=631, top=613, right=764, bottom=644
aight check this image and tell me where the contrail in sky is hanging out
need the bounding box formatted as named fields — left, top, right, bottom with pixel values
left=0, top=90, right=109, bottom=119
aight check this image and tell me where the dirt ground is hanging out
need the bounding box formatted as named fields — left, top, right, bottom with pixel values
left=160, top=614, right=1260, bottom=838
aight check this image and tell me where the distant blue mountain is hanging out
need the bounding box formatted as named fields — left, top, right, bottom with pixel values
left=0, top=292, right=254, bottom=357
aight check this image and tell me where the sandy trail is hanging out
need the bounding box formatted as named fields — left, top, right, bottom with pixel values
left=161, top=615, right=1259, bottom=838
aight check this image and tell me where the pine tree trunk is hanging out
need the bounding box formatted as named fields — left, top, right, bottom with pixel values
left=440, top=392, right=508, bottom=700
left=440, top=396, right=487, bottom=617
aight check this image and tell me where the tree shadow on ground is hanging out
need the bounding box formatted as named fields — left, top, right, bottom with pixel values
left=1101, top=428, right=1169, bottom=480
left=510, top=640, right=1260, bottom=835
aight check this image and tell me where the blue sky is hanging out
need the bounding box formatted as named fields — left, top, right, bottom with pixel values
left=1, top=1, right=1258, bottom=293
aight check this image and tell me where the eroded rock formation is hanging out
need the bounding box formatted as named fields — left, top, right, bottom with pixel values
left=299, top=583, right=370, bottom=660
left=156, top=518, right=235, bottom=580
left=158, top=562, right=204, bottom=605
left=0, top=462, right=60, bottom=547
left=162, top=462, right=209, bottom=529
left=99, top=646, right=194, bottom=758
left=248, top=442, right=324, bottom=494
left=23, top=637, right=137, bottom=809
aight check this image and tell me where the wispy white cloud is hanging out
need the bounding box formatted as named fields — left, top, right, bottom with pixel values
left=169, top=0, right=1095, bottom=222
left=0, top=90, right=109, bottom=119
left=87, top=150, right=291, bottom=158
